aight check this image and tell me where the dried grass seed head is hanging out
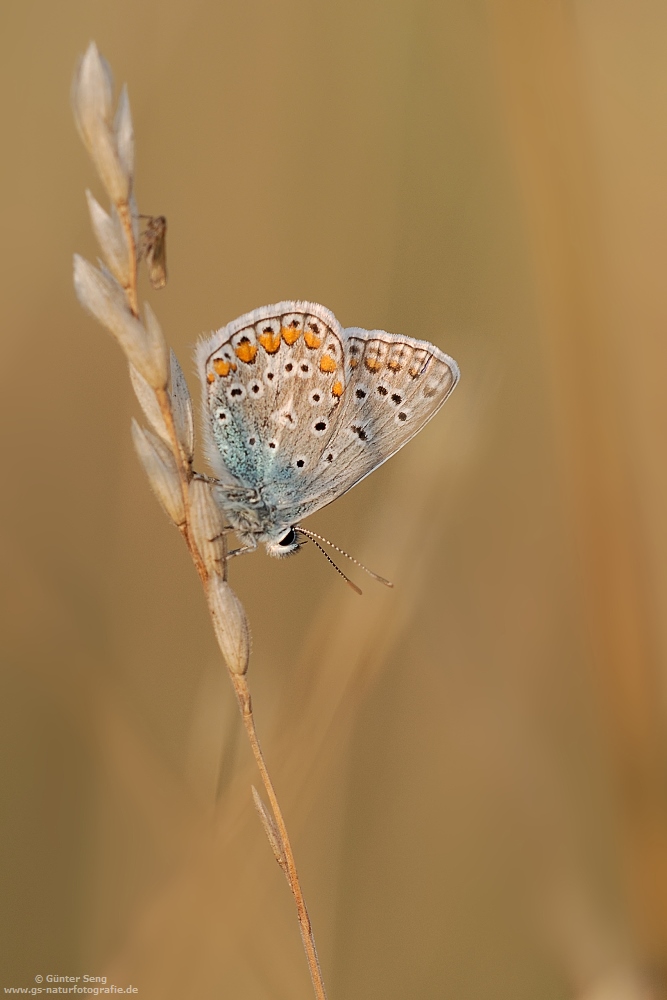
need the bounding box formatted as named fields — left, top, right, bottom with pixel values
left=72, top=43, right=132, bottom=204
left=252, top=786, right=287, bottom=870
left=113, top=84, right=135, bottom=181
left=85, top=190, right=131, bottom=287
left=129, top=363, right=170, bottom=445
left=73, top=255, right=169, bottom=387
left=131, top=419, right=185, bottom=525
left=72, top=42, right=113, bottom=141
left=206, top=577, right=250, bottom=676
left=170, top=351, right=195, bottom=462
left=189, top=479, right=227, bottom=576
left=129, top=352, right=195, bottom=460
left=141, top=301, right=170, bottom=389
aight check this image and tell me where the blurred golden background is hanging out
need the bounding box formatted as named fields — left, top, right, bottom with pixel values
left=2, top=1, right=667, bottom=997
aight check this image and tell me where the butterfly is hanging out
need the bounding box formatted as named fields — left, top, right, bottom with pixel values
left=195, top=301, right=459, bottom=559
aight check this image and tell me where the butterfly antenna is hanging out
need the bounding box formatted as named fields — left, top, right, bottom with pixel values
left=297, top=530, right=363, bottom=595
left=296, top=527, right=394, bottom=589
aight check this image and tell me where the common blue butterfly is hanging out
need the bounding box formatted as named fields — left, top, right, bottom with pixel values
left=196, top=302, right=459, bottom=558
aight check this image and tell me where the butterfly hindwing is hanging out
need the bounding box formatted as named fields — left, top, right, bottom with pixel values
left=281, top=326, right=459, bottom=521
left=196, top=302, right=347, bottom=500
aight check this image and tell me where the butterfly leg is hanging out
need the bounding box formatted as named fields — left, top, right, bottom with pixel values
left=192, top=471, right=225, bottom=486
left=227, top=544, right=256, bottom=560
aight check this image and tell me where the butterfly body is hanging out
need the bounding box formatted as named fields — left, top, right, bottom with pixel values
left=196, top=301, right=459, bottom=555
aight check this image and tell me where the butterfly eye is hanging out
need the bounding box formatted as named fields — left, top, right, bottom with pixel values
left=278, top=527, right=297, bottom=547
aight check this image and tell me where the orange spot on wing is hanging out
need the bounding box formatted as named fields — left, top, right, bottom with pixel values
left=332, top=381, right=344, bottom=397
left=348, top=357, right=358, bottom=369
left=364, top=357, right=382, bottom=372
left=281, top=325, right=301, bottom=346
left=206, top=371, right=215, bottom=383
left=319, top=355, right=337, bottom=373
left=387, top=360, right=402, bottom=371
left=235, top=340, right=258, bottom=363
left=304, top=329, right=322, bottom=349
left=213, top=358, right=232, bottom=377
left=258, top=331, right=281, bottom=354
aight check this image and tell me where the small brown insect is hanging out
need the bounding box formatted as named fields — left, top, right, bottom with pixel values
left=138, top=214, right=167, bottom=289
